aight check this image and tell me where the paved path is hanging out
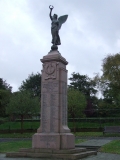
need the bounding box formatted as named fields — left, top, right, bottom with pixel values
left=76, top=136, right=120, bottom=140
left=77, top=139, right=112, bottom=147
left=83, top=152, right=120, bottom=160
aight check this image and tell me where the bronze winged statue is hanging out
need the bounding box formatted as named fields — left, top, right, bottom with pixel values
left=49, top=5, right=68, bottom=50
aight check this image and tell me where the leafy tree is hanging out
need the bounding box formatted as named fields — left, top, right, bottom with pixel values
left=19, top=72, right=41, bottom=97
left=69, top=73, right=97, bottom=98
left=69, top=72, right=98, bottom=117
left=102, top=53, right=120, bottom=85
left=0, top=90, right=11, bottom=117
left=0, top=78, right=12, bottom=117
left=94, top=53, right=120, bottom=117
left=68, top=88, right=86, bottom=132
left=0, top=78, right=12, bottom=92
left=6, top=91, right=40, bottom=133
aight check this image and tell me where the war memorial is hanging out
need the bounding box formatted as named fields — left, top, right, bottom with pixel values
left=6, top=6, right=97, bottom=159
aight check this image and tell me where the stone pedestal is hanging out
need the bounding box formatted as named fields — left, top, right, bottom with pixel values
left=32, top=50, right=75, bottom=149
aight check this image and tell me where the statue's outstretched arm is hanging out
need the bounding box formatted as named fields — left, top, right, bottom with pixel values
left=49, top=5, right=53, bottom=21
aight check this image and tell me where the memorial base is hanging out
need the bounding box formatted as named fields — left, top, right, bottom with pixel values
left=32, top=133, right=75, bottom=149
left=6, top=148, right=97, bottom=159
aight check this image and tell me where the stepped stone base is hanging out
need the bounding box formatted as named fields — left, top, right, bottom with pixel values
left=6, top=148, right=97, bottom=159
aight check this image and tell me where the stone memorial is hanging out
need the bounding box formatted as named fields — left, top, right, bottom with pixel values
left=32, top=50, right=75, bottom=150
left=32, top=6, right=74, bottom=149
left=6, top=5, right=97, bottom=159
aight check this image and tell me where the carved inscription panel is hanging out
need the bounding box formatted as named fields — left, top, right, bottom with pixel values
left=41, top=81, right=59, bottom=133
left=41, top=94, right=50, bottom=132
left=50, top=94, right=58, bottom=132
left=42, top=82, right=58, bottom=93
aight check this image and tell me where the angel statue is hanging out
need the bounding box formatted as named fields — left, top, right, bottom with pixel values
left=49, top=5, right=68, bottom=50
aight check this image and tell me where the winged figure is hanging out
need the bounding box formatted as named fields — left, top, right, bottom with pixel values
left=49, top=5, right=68, bottom=46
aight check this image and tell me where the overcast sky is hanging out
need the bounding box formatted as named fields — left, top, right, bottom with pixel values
left=1, top=0, right=120, bottom=92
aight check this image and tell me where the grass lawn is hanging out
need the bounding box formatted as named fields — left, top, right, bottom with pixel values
left=0, top=132, right=120, bottom=138
left=100, top=140, right=120, bottom=154
left=1, top=121, right=120, bottom=130
left=75, top=132, right=120, bottom=137
left=75, top=139, right=86, bottom=144
left=0, top=132, right=107, bottom=138
left=0, top=141, right=32, bottom=153
left=0, top=121, right=40, bottom=130
left=0, top=133, right=33, bottom=138
left=75, top=132, right=103, bottom=137
left=0, top=139, right=85, bottom=153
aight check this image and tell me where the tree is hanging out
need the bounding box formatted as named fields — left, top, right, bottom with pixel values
left=102, top=53, right=120, bottom=85
left=69, top=73, right=97, bottom=98
left=6, top=91, right=40, bottom=133
left=0, top=89, right=11, bottom=117
left=19, top=72, right=41, bottom=97
left=93, top=53, right=120, bottom=117
left=101, top=53, right=120, bottom=110
left=69, top=72, right=98, bottom=117
left=68, top=88, right=86, bottom=132
left=0, top=78, right=12, bottom=117
left=0, top=78, right=12, bottom=92
left=102, top=53, right=120, bottom=98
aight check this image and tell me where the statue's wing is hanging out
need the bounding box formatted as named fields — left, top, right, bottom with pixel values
left=58, top=15, right=68, bottom=30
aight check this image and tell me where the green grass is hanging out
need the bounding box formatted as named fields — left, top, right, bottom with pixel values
left=100, top=140, right=120, bottom=154
left=75, top=139, right=86, bottom=144
left=0, top=139, right=85, bottom=153
left=1, top=121, right=120, bottom=130
left=1, top=132, right=120, bottom=138
left=75, top=132, right=103, bottom=137
left=0, top=141, right=32, bottom=153
left=0, top=121, right=40, bottom=130
left=75, top=132, right=120, bottom=137
left=0, top=133, right=33, bottom=138
left=69, top=121, right=120, bottom=128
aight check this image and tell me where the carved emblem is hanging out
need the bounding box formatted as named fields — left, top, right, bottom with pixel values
left=44, top=62, right=59, bottom=79
left=45, top=63, right=55, bottom=75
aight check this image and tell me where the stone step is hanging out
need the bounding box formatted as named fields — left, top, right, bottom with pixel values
left=6, top=150, right=97, bottom=159
left=19, top=147, right=87, bottom=154
left=71, top=151, right=97, bottom=159
left=76, top=145, right=100, bottom=151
